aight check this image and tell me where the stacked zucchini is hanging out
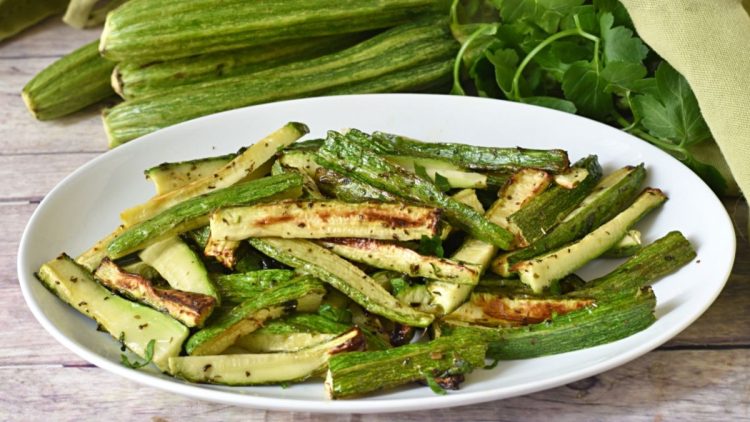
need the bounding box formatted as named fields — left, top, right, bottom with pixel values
left=36, top=123, right=696, bottom=399
left=22, top=0, right=458, bottom=147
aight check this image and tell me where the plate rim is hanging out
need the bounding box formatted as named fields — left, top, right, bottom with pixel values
left=16, top=93, right=736, bottom=413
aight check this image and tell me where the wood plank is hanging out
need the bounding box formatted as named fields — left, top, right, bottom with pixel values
left=0, top=153, right=98, bottom=200
left=0, top=55, right=111, bottom=155
left=0, top=349, right=747, bottom=421
left=0, top=18, right=100, bottom=59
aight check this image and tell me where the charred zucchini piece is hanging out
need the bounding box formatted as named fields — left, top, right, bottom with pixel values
left=37, top=254, right=188, bottom=371
left=249, top=238, right=435, bottom=327
left=515, top=188, right=667, bottom=292
left=120, top=122, right=308, bottom=224
left=213, top=270, right=296, bottom=304
left=325, top=332, right=486, bottom=399
left=170, top=328, right=365, bottom=385
left=139, top=236, right=218, bottom=300
left=320, top=238, right=481, bottom=284
left=95, top=259, right=216, bottom=327
left=210, top=200, right=442, bottom=242
left=316, top=130, right=514, bottom=249
left=444, top=286, right=656, bottom=360
left=444, top=293, right=593, bottom=327
left=107, top=173, right=303, bottom=258
left=186, top=275, right=326, bottom=356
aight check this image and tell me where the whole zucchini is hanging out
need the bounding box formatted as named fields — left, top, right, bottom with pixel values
left=22, top=40, right=116, bottom=120
left=100, top=0, right=451, bottom=62
left=103, top=19, right=459, bottom=145
left=114, top=34, right=370, bottom=100
left=0, top=0, right=68, bottom=42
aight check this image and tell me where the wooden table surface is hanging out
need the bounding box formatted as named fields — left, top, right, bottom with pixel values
left=1, top=19, right=748, bottom=422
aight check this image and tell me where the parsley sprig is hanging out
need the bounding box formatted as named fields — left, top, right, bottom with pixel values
left=450, top=0, right=729, bottom=194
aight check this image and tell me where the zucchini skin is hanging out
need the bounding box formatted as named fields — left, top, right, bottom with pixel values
left=317, top=130, right=514, bottom=249
left=210, top=200, right=441, bottom=242
left=494, top=164, right=646, bottom=275
left=213, top=270, right=296, bottom=303
left=186, top=276, right=326, bottom=356
left=107, top=173, right=304, bottom=258
left=509, top=155, right=603, bottom=245
left=445, top=286, right=656, bottom=360
left=37, top=254, right=189, bottom=371
left=100, top=0, right=451, bottom=62
left=114, top=34, right=369, bottom=100
left=249, top=238, right=435, bottom=327
left=22, top=40, right=115, bottom=120
left=145, top=153, right=236, bottom=195
left=370, top=131, right=570, bottom=173
left=570, top=231, right=696, bottom=299
left=325, top=333, right=486, bottom=399
left=102, top=19, right=458, bottom=145
left=515, top=188, right=668, bottom=292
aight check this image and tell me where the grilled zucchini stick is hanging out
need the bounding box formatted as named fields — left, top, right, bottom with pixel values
left=444, top=286, right=656, bottom=360
left=320, top=238, right=481, bottom=284
left=325, top=332, right=487, bottom=399
left=492, top=164, right=647, bottom=276
left=37, top=254, right=188, bottom=371
left=316, top=130, right=514, bottom=249
left=106, top=173, right=304, bottom=258
left=186, top=276, right=326, bottom=356
left=94, top=259, right=216, bottom=328
left=169, top=328, right=365, bottom=386
left=515, top=189, right=668, bottom=292
left=508, top=155, right=603, bottom=246
left=369, top=131, right=569, bottom=172
left=120, top=122, right=308, bottom=225
left=445, top=294, right=593, bottom=327
left=210, top=201, right=441, bottom=241
left=427, top=168, right=552, bottom=314
left=249, top=238, right=435, bottom=327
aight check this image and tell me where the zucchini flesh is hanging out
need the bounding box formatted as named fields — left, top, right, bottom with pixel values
left=570, top=231, right=696, bottom=299
left=22, top=40, right=115, bottom=120
left=249, top=238, right=435, bottom=327
left=492, top=164, right=646, bottom=276
left=106, top=173, right=304, bottom=258
left=170, top=328, right=365, bottom=386
left=444, top=293, right=593, bottom=327
left=138, top=236, right=218, bottom=300
left=325, top=333, right=486, bottom=399
left=213, top=270, right=296, bottom=304
left=37, top=254, right=188, bottom=371
left=186, top=276, right=326, bottom=356
left=94, top=259, right=216, bottom=328
left=444, top=286, right=656, bottom=360
left=386, top=155, right=488, bottom=189
left=515, top=188, right=668, bottom=292
left=103, top=20, right=458, bottom=145
left=370, top=131, right=570, bottom=172
left=100, top=0, right=451, bottom=62
left=317, top=130, right=514, bottom=249
left=114, top=34, right=369, bottom=100
left=426, top=168, right=552, bottom=314
left=320, top=238, right=481, bottom=284
left=203, top=238, right=242, bottom=269
left=508, top=155, right=603, bottom=246
left=210, top=200, right=441, bottom=242
left=602, top=229, right=642, bottom=258
left=235, top=315, right=347, bottom=353
left=121, top=122, right=307, bottom=223
left=145, top=153, right=236, bottom=195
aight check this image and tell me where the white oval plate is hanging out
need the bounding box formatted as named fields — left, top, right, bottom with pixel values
left=18, top=94, right=735, bottom=413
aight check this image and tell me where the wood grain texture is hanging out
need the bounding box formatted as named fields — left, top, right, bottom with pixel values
left=0, top=349, right=747, bottom=421
left=1, top=17, right=748, bottom=421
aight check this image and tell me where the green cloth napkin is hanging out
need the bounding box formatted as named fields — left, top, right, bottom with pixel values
left=620, top=0, right=750, bottom=202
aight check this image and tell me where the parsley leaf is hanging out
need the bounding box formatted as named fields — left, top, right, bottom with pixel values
left=120, top=339, right=156, bottom=369
left=599, top=13, right=648, bottom=64
left=418, top=234, right=445, bottom=258
left=433, top=172, right=452, bottom=192
left=422, top=370, right=447, bottom=395
left=318, top=303, right=352, bottom=324
left=600, top=60, right=647, bottom=92
left=521, top=96, right=577, bottom=113
left=654, top=62, right=711, bottom=146
left=562, top=61, right=612, bottom=118
left=485, top=48, right=519, bottom=97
